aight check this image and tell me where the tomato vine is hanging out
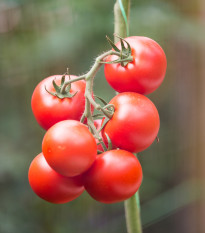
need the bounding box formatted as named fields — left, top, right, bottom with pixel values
left=29, top=2, right=167, bottom=233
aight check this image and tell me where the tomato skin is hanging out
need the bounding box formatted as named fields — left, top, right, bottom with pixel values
left=31, top=75, right=86, bottom=130
left=42, top=120, right=97, bottom=177
left=28, top=153, right=84, bottom=204
left=102, top=92, right=160, bottom=153
left=83, top=149, right=142, bottom=203
left=104, top=36, right=167, bottom=95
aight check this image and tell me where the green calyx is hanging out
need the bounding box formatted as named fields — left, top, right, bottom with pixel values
left=45, top=74, right=77, bottom=99
left=105, top=34, right=133, bottom=67
left=90, top=95, right=114, bottom=154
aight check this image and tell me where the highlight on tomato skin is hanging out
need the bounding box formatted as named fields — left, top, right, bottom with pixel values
left=28, top=153, right=84, bottom=204
left=104, top=36, right=167, bottom=95
left=83, top=149, right=143, bottom=204
left=102, top=92, right=160, bottom=153
left=42, top=120, right=97, bottom=177
left=31, top=75, right=86, bottom=130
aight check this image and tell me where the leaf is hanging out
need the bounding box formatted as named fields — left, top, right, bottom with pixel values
left=120, top=38, right=127, bottom=54
left=50, top=90, right=78, bottom=99
left=65, top=83, right=71, bottom=93
left=65, top=91, right=78, bottom=98
left=114, top=34, right=132, bottom=55
left=94, top=95, right=108, bottom=106
left=61, top=75, right=65, bottom=86
left=97, top=150, right=103, bottom=154
left=44, top=85, right=57, bottom=97
left=106, top=35, right=120, bottom=52
left=104, top=133, right=112, bottom=151
left=123, top=38, right=132, bottom=55
left=52, top=79, right=61, bottom=93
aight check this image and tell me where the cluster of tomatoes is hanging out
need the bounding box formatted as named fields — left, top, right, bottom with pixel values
left=28, top=36, right=167, bottom=204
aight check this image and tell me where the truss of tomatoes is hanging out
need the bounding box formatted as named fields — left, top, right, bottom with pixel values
left=29, top=36, right=166, bottom=204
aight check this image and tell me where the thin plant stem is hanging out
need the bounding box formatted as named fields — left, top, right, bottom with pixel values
left=60, top=75, right=86, bottom=94
left=114, top=0, right=143, bottom=232
left=79, top=50, right=126, bottom=151
left=59, top=49, right=131, bottom=151
left=114, top=0, right=130, bottom=43
left=124, top=192, right=142, bottom=233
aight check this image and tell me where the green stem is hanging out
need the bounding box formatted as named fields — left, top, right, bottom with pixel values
left=58, top=49, right=130, bottom=151
left=60, top=75, right=86, bottom=94
left=82, top=50, right=121, bottom=151
left=114, top=0, right=143, bottom=232
left=124, top=192, right=142, bottom=233
left=114, top=0, right=130, bottom=43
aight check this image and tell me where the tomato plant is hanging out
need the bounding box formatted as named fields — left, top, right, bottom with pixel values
left=104, top=36, right=167, bottom=95
left=102, top=92, right=160, bottom=153
left=83, top=149, right=142, bottom=203
left=28, top=153, right=84, bottom=204
left=28, top=32, right=166, bottom=233
left=42, top=120, right=97, bottom=177
left=31, top=75, right=86, bottom=130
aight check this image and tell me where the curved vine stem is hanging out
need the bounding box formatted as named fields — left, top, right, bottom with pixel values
left=59, top=49, right=132, bottom=151
left=81, top=50, right=121, bottom=150
left=60, top=75, right=86, bottom=94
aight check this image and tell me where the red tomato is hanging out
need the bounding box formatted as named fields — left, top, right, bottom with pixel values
left=104, top=36, right=167, bottom=95
left=102, top=92, right=160, bottom=153
left=28, top=153, right=84, bottom=204
left=42, top=120, right=97, bottom=177
left=31, top=75, right=86, bottom=130
left=83, top=149, right=143, bottom=203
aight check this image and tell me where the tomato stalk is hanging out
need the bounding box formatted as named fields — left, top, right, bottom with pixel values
left=124, top=192, right=142, bottom=233
left=114, top=0, right=130, bottom=43
left=60, top=75, right=86, bottom=94
left=114, top=0, right=143, bottom=233
left=82, top=50, right=123, bottom=151
left=57, top=49, right=132, bottom=151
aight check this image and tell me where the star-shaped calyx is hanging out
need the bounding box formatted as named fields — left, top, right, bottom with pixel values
left=105, top=34, right=133, bottom=67
left=45, top=73, right=77, bottom=99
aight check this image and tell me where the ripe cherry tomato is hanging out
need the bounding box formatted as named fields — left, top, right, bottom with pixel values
left=31, top=75, right=86, bottom=130
left=42, top=120, right=97, bottom=177
left=102, top=92, right=160, bottom=153
left=83, top=149, right=143, bottom=203
left=28, top=153, right=84, bottom=204
left=104, top=36, right=167, bottom=95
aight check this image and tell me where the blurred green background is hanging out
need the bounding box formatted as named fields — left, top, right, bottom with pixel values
left=0, top=0, right=205, bottom=232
